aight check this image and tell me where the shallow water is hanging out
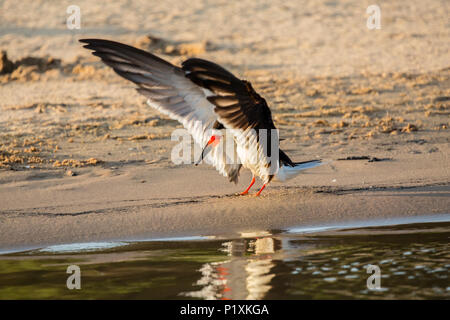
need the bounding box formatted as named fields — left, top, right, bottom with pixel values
left=0, top=215, right=449, bottom=299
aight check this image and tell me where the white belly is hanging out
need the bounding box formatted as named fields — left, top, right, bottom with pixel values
left=235, top=137, right=278, bottom=184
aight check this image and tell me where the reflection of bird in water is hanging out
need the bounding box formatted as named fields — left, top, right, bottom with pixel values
left=245, top=237, right=276, bottom=300
left=181, top=237, right=278, bottom=300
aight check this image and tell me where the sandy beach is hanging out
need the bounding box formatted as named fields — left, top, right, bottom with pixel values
left=0, top=0, right=449, bottom=252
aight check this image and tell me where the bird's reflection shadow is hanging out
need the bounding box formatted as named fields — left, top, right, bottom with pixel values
left=181, top=236, right=281, bottom=300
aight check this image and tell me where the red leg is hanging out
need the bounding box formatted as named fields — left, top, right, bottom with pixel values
left=240, top=176, right=255, bottom=195
left=255, top=183, right=266, bottom=196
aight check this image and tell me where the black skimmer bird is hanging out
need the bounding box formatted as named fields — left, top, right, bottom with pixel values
left=80, top=39, right=323, bottom=196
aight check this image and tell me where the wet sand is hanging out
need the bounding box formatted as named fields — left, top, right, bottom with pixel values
left=1, top=161, right=449, bottom=251
left=0, top=0, right=449, bottom=251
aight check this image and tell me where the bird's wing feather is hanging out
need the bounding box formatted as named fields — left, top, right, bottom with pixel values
left=80, top=39, right=241, bottom=182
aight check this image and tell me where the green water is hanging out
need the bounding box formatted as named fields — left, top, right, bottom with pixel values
left=0, top=217, right=449, bottom=299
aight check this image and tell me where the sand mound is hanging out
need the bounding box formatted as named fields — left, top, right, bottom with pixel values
left=135, top=35, right=212, bottom=57
left=0, top=51, right=61, bottom=82
left=0, top=51, right=14, bottom=74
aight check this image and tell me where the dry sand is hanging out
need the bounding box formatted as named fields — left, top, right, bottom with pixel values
left=0, top=0, right=449, bottom=251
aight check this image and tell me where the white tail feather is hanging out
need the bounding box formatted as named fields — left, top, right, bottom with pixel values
left=275, top=160, right=324, bottom=182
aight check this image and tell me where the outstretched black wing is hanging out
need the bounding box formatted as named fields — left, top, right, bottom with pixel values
left=182, top=58, right=276, bottom=132
left=80, top=39, right=242, bottom=182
